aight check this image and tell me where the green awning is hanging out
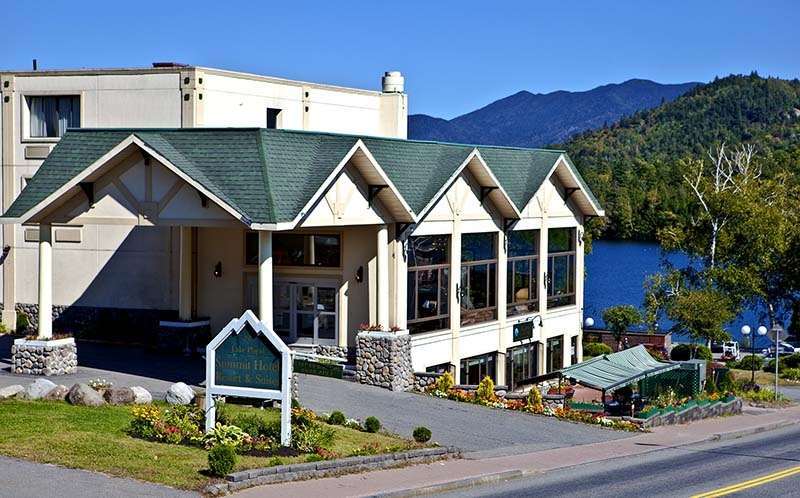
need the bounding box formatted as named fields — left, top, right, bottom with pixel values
left=560, top=345, right=679, bottom=392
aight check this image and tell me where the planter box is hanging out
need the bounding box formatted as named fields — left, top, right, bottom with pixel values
left=11, top=337, right=77, bottom=375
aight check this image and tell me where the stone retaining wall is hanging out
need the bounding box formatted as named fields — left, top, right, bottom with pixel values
left=632, top=398, right=742, bottom=428
left=207, top=446, right=460, bottom=495
left=311, top=344, right=350, bottom=361
left=9, top=303, right=177, bottom=345
left=413, top=372, right=442, bottom=392
left=11, top=339, right=78, bottom=376
left=356, top=331, right=413, bottom=391
left=543, top=393, right=565, bottom=411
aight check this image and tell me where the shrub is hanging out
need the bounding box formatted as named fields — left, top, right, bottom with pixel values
left=670, top=344, right=712, bottom=361
left=292, top=423, right=335, bottom=452
left=202, top=423, right=251, bottom=450
left=583, top=342, right=613, bottom=358
left=475, top=376, right=496, bottom=403
left=16, top=312, right=29, bottom=333
left=208, top=444, right=237, bottom=477
left=781, top=368, right=800, bottom=381
left=412, top=426, right=432, bottom=443
left=782, top=353, right=800, bottom=369
left=527, top=386, right=543, bottom=412
left=230, top=413, right=273, bottom=438
left=732, top=355, right=763, bottom=371
left=364, top=416, right=381, bottom=433
left=434, top=371, right=454, bottom=392
left=763, top=358, right=786, bottom=373
left=327, top=411, right=346, bottom=425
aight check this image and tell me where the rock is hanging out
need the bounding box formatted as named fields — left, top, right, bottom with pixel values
left=0, top=385, right=24, bottom=399
left=103, top=387, right=136, bottom=405
left=130, top=386, right=153, bottom=404
left=24, top=378, right=58, bottom=400
left=43, top=384, right=69, bottom=401
left=166, top=382, right=194, bottom=405
left=67, top=383, right=106, bottom=406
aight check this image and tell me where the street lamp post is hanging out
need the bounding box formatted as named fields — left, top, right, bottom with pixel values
left=771, top=323, right=785, bottom=401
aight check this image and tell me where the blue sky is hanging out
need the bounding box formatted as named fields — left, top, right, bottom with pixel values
left=4, top=1, right=799, bottom=118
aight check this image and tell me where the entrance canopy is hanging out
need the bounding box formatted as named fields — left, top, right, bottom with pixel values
left=560, top=345, right=679, bottom=392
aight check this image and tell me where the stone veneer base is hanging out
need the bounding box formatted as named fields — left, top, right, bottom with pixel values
left=11, top=337, right=78, bottom=376
left=356, top=330, right=413, bottom=391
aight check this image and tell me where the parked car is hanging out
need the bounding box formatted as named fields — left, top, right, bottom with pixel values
left=712, top=341, right=741, bottom=361
left=761, top=341, right=798, bottom=357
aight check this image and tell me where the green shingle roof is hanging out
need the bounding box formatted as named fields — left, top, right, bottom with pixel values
left=3, top=128, right=601, bottom=225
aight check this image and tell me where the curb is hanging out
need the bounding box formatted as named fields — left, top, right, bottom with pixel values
left=363, top=418, right=798, bottom=498
left=368, top=470, right=527, bottom=498
left=707, top=419, right=794, bottom=442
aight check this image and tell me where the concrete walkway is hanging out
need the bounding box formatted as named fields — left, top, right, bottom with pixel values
left=0, top=455, right=197, bottom=498
left=234, top=404, right=800, bottom=497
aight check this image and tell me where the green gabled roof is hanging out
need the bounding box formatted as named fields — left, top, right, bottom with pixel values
left=477, top=147, right=563, bottom=210
left=3, top=128, right=602, bottom=226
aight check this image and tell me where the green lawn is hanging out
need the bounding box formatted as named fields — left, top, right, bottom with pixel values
left=729, top=368, right=800, bottom=388
left=0, top=400, right=413, bottom=490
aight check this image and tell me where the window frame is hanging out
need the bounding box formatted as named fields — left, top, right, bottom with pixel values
left=506, top=230, right=539, bottom=318
left=244, top=231, right=342, bottom=268
left=25, top=94, right=81, bottom=140
left=407, top=235, right=451, bottom=334
left=460, top=232, right=498, bottom=327
left=546, top=228, right=577, bottom=309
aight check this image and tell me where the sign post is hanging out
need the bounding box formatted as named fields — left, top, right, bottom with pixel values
left=205, top=310, right=292, bottom=446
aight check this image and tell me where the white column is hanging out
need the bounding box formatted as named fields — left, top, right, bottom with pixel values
left=258, top=231, right=273, bottom=329
left=178, top=226, right=193, bottom=321
left=389, top=234, right=408, bottom=330
left=496, top=229, right=508, bottom=385
left=37, top=223, right=53, bottom=339
left=376, top=225, right=389, bottom=329
left=450, top=223, right=462, bottom=382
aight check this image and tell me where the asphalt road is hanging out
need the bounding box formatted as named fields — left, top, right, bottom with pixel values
left=440, top=424, right=800, bottom=497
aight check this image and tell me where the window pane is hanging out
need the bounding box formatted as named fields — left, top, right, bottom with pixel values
left=441, top=268, right=449, bottom=315
left=461, top=233, right=496, bottom=262
left=408, top=235, right=449, bottom=267
left=488, top=263, right=496, bottom=307
left=417, top=269, right=440, bottom=318
left=318, top=314, right=336, bottom=340
left=312, top=235, right=340, bottom=266
left=552, top=255, right=569, bottom=296
left=463, top=265, right=487, bottom=310
left=245, top=232, right=259, bottom=265
left=318, top=287, right=336, bottom=312
left=298, top=314, right=314, bottom=338
left=548, top=228, right=575, bottom=253
left=508, top=230, right=538, bottom=258
left=406, top=271, right=417, bottom=321
left=29, top=96, right=79, bottom=138
left=511, top=260, right=530, bottom=303
left=296, top=286, right=315, bottom=312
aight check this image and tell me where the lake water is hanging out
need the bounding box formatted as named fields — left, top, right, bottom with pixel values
left=584, top=240, right=774, bottom=349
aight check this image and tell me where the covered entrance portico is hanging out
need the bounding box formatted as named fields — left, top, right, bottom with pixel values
left=4, top=131, right=416, bottom=357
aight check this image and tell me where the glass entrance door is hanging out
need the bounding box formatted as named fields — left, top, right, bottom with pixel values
left=506, top=343, right=538, bottom=389
left=274, top=280, right=338, bottom=345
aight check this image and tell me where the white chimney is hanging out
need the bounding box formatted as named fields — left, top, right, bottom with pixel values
left=382, top=71, right=404, bottom=93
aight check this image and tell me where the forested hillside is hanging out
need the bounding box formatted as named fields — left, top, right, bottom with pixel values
left=563, top=74, right=800, bottom=240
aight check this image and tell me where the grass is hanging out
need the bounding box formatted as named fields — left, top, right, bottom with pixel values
left=0, top=400, right=413, bottom=490
left=729, top=367, right=800, bottom=387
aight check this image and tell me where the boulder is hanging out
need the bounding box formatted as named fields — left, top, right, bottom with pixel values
left=0, top=385, right=24, bottom=399
left=43, top=384, right=69, bottom=401
left=67, top=383, right=106, bottom=407
left=130, top=386, right=153, bottom=404
left=24, top=378, right=57, bottom=400
left=166, top=382, right=194, bottom=405
left=103, top=387, right=136, bottom=405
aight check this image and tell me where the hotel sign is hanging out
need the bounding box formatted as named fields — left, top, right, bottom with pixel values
left=205, top=310, right=292, bottom=445
left=513, top=321, right=534, bottom=342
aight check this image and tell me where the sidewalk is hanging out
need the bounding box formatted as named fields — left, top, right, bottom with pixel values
left=232, top=405, right=800, bottom=498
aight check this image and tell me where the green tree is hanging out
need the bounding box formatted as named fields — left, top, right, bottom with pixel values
left=666, top=288, right=735, bottom=356
left=602, top=305, right=641, bottom=350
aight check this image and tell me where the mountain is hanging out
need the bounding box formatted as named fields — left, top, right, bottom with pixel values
left=408, top=79, right=699, bottom=148
left=564, top=73, right=800, bottom=240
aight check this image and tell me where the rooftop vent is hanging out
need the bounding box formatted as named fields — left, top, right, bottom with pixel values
left=382, top=71, right=404, bottom=93
left=152, top=62, right=190, bottom=68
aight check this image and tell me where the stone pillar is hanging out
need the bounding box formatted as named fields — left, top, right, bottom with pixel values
left=258, top=231, right=273, bottom=329
left=356, top=330, right=413, bottom=391
left=178, top=226, right=193, bottom=320
left=37, top=223, right=53, bottom=339
left=376, top=225, right=389, bottom=328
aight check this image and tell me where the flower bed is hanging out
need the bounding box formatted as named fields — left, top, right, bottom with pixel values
left=424, top=373, right=642, bottom=432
